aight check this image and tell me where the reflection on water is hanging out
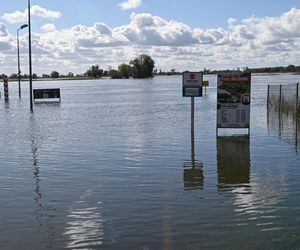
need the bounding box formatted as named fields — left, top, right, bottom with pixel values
left=64, top=188, right=105, bottom=249
left=183, top=161, right=203, bottom=190
left=217, top=136, right=250, bottom=190
left=183, top=124, right=203, bottom=190
left=1, top=76, right=300, bottom=249
left=268, top=108, right=300, bottom=153
left=29, top=115, right=43, bottom=225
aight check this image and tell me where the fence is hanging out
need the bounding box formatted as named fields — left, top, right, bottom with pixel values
left=267, top=83, right=300, bottom=153
left=267, top=83, right=300, bottom=117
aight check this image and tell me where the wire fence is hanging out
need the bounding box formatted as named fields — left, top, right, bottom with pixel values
left=267, top=83, right=300, bottom=117
left=267, top=83, right=300, bottom=153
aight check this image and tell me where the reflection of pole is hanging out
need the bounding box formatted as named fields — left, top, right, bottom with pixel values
left=267, top=85, right=270, bottom=110
left=296, top=83, right=299, bottom=114
left=279, top=84, right=282, bottom=112
left=295, top=117, right=298, bottom=153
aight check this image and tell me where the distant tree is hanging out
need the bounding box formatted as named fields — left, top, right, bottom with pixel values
left=51, top=71, right=59, bottom=78
left=32, top=73, right=37, bottom=79
left=130, top=54, right=155, bottom=78
left=42, top=74, right=50, bottom=78
left=109, top=69, right=122, bottom=79
left=86, top=65, right=103, bottom=78
left=286, top=64, right=296, bottom=72
left=68, top=72, right=74, bottom=77
left=103, top=70, right=109, bottom=77
left=118, top=63, right=131, bottom=78
left=10, top=73, right=18, bottom=79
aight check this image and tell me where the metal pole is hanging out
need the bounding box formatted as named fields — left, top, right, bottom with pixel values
left=191, top=97, right=195, bottom=167
left=17, top=29, right=21, bottom=98
left=28, top=0, right=33, bottom=112
left=191, top=97, right=195, bottom=141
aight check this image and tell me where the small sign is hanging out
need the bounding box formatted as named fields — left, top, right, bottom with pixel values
left=202, top=81, right=209, bottom=87
left=182, top=72, right=203, bottom=97
left=33, top=88, right=61, bottom=102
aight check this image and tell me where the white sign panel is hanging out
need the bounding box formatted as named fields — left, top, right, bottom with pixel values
left=217, top=73, right=251, bottom=128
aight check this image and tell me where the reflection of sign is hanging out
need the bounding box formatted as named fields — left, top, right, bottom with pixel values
left=217, top=136, right=250, bottom=190
left=217, top=73, right=251, bottom=128
left=182, top=72, right=203, bottom=97
left=183, top=160, right=203, bottom=190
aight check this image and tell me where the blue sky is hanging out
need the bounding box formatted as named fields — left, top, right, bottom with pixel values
left=1, top=0, right=300, bottom=74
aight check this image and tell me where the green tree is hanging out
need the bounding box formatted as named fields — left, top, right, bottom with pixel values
left=10, top=73, right=18, bottom=79
left=51, top=71, right=59, bottom=78
left=130, top=54, right=155, bottom=78
left=109, top=69, right=122, bottom=79
left=118, top=63, right=131, bottom=78
left=86, top=65, right=103, bottom=78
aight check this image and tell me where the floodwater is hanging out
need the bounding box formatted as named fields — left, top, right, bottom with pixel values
left=0, top=74, right=300, bottom=249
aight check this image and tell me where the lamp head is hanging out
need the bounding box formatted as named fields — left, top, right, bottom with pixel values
left=20, top=24, right=28, bottom=29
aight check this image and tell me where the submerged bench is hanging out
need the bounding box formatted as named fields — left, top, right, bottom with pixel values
left=33, top=88, right=61, bottom=103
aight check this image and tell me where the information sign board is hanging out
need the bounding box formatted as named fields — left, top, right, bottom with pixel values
left=217, top=73, right=251, bottom=128
left=182, top=72, right=203, bottom=97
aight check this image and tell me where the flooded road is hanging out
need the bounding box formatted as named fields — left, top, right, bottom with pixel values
left=0, top=74, right=300, bottom=249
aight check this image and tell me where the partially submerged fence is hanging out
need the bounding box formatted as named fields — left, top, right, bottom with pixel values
left=267, top=83, right=300, bottom=117
left=267, top=83, right=300, bottom=153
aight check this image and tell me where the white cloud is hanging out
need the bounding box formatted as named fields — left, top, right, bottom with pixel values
left=41, top=23, right=56, bottom=32
left=3, top=8, right=300, bottom=74
left=0, top=23, right=8, bottom=37
left=119, top=0, right=142, bottom=10
left=1, top=5, right=61, bottom=24
left=0, top=23, right=13, bottom=52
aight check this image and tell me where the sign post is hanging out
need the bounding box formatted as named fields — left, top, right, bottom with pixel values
left=216, top=73, right=251, bottom=135
left=182, top=71, right=204, bottom=160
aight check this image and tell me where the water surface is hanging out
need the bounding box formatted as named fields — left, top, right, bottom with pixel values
left=1, top=74, right=300, bottom=249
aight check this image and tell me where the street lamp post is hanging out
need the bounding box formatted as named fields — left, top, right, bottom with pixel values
left=17, top=24, right=28, bottom=99
left=28, top=0, right=33, bottom=112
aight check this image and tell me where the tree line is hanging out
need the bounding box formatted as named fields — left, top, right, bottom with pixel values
left=4, top=58, right=300, bottom=80
left=4, top=54, right=155, bottom=80
left=85, top=54, right=155, bottom=79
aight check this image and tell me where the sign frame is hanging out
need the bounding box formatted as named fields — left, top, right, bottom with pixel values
left=216, top=72, right=251, bottom=131
left=182, top=72, right=203, bottom=97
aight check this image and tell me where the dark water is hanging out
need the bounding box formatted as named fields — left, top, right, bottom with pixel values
left=0, top=75, right=300, bottom=249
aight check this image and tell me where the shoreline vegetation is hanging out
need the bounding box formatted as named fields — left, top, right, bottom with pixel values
left=5, top=72, right=295, bottom=83
left=3, top=53, right=300, bottom=82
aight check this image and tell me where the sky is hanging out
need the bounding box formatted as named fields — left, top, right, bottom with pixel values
left=1, top=0, right=300, bottom=75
